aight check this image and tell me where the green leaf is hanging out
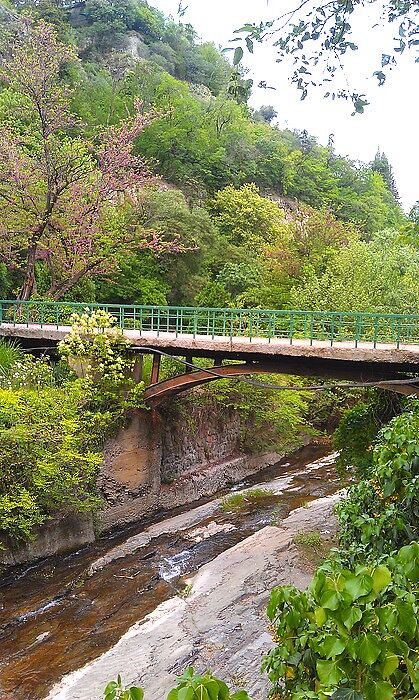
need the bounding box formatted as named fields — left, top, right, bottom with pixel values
left=364, top=680, right=393, bottom=700
left=344, top=573, right=373, bottom=601
left=356, top=633, right=381, bottom=666
left=205, top=681, right=220, bottom=700
left=341, top=606, right=362, bottom=630
left=315, top=607, right=327, bottom=626
left=331, top=689, right=363, bottom=700
left=381, top=652, right=399, bottom=678
left=233, top=47, right=244, bottom=65
left=167, top=690, right=179, bottom=700
left=371, top=565, right=391, bottom=593
left=321, top=635, right=346, bottom=659
left=230, top=692, right=250, bottom=700
left=396, top=601, right=417, bottom=639
left=317, top=659, right=343, bottom=685
left=129, top=689, right=144, bottom=700
left=320, top=589, right=340, bottom=610
left=178, top=688, right=194, bottom=700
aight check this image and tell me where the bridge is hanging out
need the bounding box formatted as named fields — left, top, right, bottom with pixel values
left=0, top=300, right=418, bottom=403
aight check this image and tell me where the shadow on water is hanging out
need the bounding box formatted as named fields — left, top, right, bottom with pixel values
left=0, top=443, right=341, bottom=699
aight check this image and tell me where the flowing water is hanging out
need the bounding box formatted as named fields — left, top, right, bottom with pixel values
left=0, top=444, right=341, bottom=699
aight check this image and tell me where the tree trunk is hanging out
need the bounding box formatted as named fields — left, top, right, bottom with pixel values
left=46, top=261, right=101, bottom=301
left=17, top=243, right=37, bottom=301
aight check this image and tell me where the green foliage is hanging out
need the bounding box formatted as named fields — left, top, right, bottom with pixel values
left=191, top=375, right=313, bottom=454
left=0, top=383, right=102, bottom=546
left=293, top=531, right=322, bottom=548
left=333, top=392, right=405, bottom=477
left=0, top=338, right=23, bottom=375
left=264, top=543, right=419, bottom=699
left=290, top=231, right=419, bottom=314
left=104, top=668, right=250, bottom=700
left=0, top=311, right=147, bottom=547
left=211, top=184, right=288, bottom=249
left=336, top=402, right=419, bottom=561
left=264, top=400, right=419, bottom=699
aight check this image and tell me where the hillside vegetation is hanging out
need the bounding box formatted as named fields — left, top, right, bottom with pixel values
left=0, top=0, right=417, bottom=310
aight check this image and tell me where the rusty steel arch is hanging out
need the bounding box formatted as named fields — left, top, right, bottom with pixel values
left=143, top=361, right=419, bottom=406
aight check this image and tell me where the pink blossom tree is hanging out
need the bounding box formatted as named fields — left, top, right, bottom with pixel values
left=0, top=18, right=175, bottom=301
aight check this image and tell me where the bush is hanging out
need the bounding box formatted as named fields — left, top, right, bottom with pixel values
left=0, top=384, right=102, bottom=546
left=104, top=668, right=250, bottom=700
left=336, top=401, right=419, bottom=562
left=264, top=543, right=419, bottom=700
left=0, top=311, right=147, bottom=547
left=264, top=400, right=419, bottom=699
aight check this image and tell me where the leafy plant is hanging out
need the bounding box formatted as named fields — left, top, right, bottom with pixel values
left=336, top=401, right=419, bottom=562
left=104, top=668, right=251, bottom=700
left=0, top=338, right=23, bottom=373
left=104, top=675, right=144, bottom=700
left=264, top=543, right=419, bottom=700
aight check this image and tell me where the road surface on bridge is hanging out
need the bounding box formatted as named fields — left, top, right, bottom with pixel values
left=1, top=321, right=419, bottom=365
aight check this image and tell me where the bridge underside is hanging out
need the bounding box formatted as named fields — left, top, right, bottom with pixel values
left=144, top=359, right=419, bottom=406
left=1, top=324, right=418, bottom=403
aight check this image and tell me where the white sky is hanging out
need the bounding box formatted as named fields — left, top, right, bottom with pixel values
left=151, top=0, right=418, bottom=211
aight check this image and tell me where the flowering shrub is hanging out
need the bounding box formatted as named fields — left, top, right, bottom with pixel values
left=0, top=354, right=55, bottom=390
left=59, top=310, right=134, bottom=383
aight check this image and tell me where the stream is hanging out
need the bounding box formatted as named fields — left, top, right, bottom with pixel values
left=0, top=444, right=341, bottom=700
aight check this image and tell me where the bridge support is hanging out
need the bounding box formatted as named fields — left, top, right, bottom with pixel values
left=133, top=355, right=143, bottom=383
left=150, top=353, right=161, bottom=385
left=185, top=354, right=193, bottom=373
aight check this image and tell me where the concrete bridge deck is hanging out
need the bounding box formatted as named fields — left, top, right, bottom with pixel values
left=1, top=323, right=419, bottom=366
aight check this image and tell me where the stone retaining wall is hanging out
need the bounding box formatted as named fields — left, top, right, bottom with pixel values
left=0, top=406, right=298, bottom=567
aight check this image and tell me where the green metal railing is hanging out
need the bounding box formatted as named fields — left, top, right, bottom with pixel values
left=0, top=300, right=418, bottom=349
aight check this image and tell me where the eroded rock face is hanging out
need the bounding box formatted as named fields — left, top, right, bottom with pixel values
left=1, top=405, right=284, bottom=566
left=0, top=513, right=95, bottom=567
left=160, top=402, right=242, bottom=483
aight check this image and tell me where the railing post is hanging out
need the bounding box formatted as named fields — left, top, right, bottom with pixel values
left=289, top=312, right=294, bottom=345
left=193, top=308, right=197, bottom=339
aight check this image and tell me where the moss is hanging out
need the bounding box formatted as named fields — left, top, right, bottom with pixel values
left=220, top=488, right=275, bottom=513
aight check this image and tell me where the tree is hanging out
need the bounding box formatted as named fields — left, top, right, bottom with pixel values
left=252, top=104, right=278, bottom=124
left=210, top=183, right=289, bottom=248
left=289, top=230, right=419, bottom=313
left=371, top=149, right=400, bottom=201
left=233, top=1, right=419, bottom=111
left=0, top=18, right=176, bottom=301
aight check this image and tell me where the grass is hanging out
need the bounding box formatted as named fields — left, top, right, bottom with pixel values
left=293, top=529, right=335, bottom=569
left=178, top=583, right=193, bottom=599
left=270, top=504, right=286, bottom=525
left=293, top=531, right=322, bottom=548
left=220, top=488, right=275, bottom=513
left=0, top=338, right=23, bottom=372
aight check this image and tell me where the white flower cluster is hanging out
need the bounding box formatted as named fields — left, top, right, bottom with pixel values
left=0, top=356, right=54, bottom=390
left=59, top=309, right=133, bottom=383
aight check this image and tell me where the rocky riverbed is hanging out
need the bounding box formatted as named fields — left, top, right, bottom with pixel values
left=46, top=493, right=341, bottom=699
left=0, top=447, right=342, bottom=699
